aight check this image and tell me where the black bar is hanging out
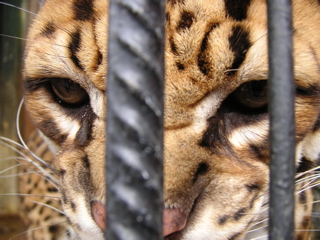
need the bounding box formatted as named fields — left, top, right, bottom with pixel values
left=106, top=0, right=165, bottom=240
left=267, top=0, right=295, bottom=239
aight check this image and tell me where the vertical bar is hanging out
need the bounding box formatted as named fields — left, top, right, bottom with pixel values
left=106, top=0, right=165, bottom=240
left=267, top=0, right=295, bottom=239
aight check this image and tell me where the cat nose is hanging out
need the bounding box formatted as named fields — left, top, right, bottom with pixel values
left=163, top=208, right=187, bottom=236
left=91, top=201, right=106, bottom=232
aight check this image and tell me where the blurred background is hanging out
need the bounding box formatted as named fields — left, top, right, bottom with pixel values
left=0, top=1, right=42, bottom=238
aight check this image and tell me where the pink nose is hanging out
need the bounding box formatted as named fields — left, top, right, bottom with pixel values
left=91, top=201, right=106, bottom=231
left=163, top=208, right=187, bottom=236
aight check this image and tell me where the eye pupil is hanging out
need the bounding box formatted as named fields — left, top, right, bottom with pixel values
left=51, top=78, right=89, bottom=107
left=229, top=80, right=269, bottom=112
left=250, top=81, right=268, bottom=97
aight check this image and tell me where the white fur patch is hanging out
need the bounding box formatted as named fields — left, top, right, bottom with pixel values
left=229, top=121, right=268, bottom=148
left=65, top=195, right=104, bottom=240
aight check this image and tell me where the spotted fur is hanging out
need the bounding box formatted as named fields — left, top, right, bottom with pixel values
left=21, top=0, right=320, bottom=239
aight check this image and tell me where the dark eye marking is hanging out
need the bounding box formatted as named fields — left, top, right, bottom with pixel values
left=192, top=162, right=209, bottom=183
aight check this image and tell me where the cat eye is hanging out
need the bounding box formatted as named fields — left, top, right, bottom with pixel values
left=51, top=78, right=89, bottom=107
left=230, top=80, right=268, bottom=111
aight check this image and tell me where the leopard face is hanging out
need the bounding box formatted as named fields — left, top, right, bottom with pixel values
left=22, top=0, right=320, bottom=239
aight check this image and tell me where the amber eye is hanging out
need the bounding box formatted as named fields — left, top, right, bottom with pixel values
left=230, top=80, right=268, bottom=110
left=51, top=78, right=89, bottom=107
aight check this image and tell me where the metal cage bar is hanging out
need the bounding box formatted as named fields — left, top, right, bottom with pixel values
left=267, top=0, right=296, bottom=239
left=106, top=0, right=165, bottom=239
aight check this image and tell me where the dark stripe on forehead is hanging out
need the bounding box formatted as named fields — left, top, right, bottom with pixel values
left=73, top=0, right=94, bottom=21
left=41, top=22, right=56, bottom=38
left=225, top=0, right=251, bottom=21
left=69, top=31, right=84, bottom=70
left=169, top=36, right=178, bottom=55
left=177, top=11, right=195, bottom=31
left=227, top=25, right=251, bottom=75
left=198, top=23, right=220, bottom=76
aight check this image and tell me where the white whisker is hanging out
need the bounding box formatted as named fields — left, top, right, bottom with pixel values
left=0, top=137, right=59, bottom=186
left=32, top=200, right=65, bottom=215
left=0, top=163, right=22, bottom=175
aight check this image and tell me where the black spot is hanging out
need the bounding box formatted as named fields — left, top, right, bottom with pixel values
left=234, top=207, right=247, bottom=220
left=69, top=31, right=84, bottom=70
left=41, top=22, right=56, bottom=38
left=198, top=23, right=220, bottom=75
left=75, top=106, right=97, bottom=147
left=39, top=206, right=44, bottom=215
left=176, top=62, right=185, bottom=70
left=227, top=25, right=251, bottom=75
left=296, top=157, right=315, bottom=173
left=177, top=11, right=195, bottom=31
left=49, top=226, right=58, bottom=233
left=192, top=162, right=209, bottom=183
left=92, top=50, right=103, bottom=71
left=97, top=51, right=103, bottom=66
left=225, top=0, right=251, bottom=21
left=59, top=169, right=66, bottom=177
left=166, top=12, right=171, bottom=23
left=73, top=0, right=94, bottom=21
left=71, top=201, right=76, bottom=211
left=40, top=119, right=67, bottom=145
left=170, top=37, right=178, bottom=55
left=218, top=215, right=230, bottom=225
